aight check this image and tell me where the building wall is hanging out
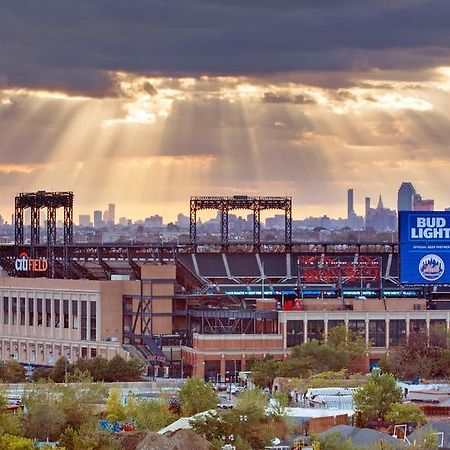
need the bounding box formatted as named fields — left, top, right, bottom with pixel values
left=0, top=277, right=137, bottom=366
left=183, top=333, right=285, bottom=378
left=279, top=309, right=450, bottom=352
left=141, top=264, right=176, bottom=335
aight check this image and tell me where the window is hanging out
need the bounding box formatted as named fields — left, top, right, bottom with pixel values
left=46, top=299, right=51, bottom=327
left=3, top=297, right=8, bottom=325
left=37, top=299, right=42, bottom=326
left=81, top=301, right=87, bottom=340
left=11, top=297, right=17, bottom=325
left=389, top=320, right=406, bottom=346
left=369, top=320, right=386, bottom=347
left=72, top=301, right=78, bottom=330
left=287, top=320, right=304, bottom=347
left=63, top=300, right=69, bottom=329
left=430, top=319, right=446, bottom=331
left=328, top=320, right=345, bottom=330
left=307, top=320, right=324, bottom=341
left=410, top=319, right=426, bottom=334
left=20, top=298, right=25, bottom=326
left=54, top=299, right=60, bottom=328
left=90, top=302, right=96, bottom=341
left=28, top=298, right=34, bottom=326
left=348, top=320, right=366, bottom=340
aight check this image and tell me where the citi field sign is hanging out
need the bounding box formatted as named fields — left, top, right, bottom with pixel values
left=399, top=211, right=450, bottom=284
left=15, top=252, right=48, bottom=273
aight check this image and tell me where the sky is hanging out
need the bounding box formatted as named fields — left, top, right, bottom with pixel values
left=1, top=1, right=450, bottom=223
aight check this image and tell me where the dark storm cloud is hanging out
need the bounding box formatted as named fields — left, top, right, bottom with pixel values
left=1, top=0, right=450, bottom=94
left=262, top=92, right=316, bottom=105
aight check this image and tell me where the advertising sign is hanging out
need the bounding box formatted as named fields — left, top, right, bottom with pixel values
left=15, top=252, right=48, bottom=273
left=399, top=211, right=450, bottom=284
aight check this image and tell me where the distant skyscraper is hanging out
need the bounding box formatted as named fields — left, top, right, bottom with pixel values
left=176, top=213, right=190, bottom=228
left=365, top=197, right=371, bottom=221
left=79, top=215, right=91, bottom=227
left=347, top=189, right=354, bottom=219
left=398, top=182, right=416, bottom=212
left=108, top=203, right=116, bottom=225
left=413, top=194, right=434, bottom=212
left=366, top=195, right=397, bottom=231
left=93, top=210, right=103, bottom=228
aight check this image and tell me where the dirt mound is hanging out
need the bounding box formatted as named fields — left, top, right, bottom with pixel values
left=119, top=431, right=147, bottom=450
left=135, top=429, right=209, bottom=450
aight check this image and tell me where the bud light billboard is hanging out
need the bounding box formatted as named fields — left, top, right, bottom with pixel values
left=399, top=211, right=450, bottom=284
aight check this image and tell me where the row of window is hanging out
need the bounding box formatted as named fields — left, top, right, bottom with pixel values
left=286, top=319, right=447, bottom=347
left=1, top=297, right=97, bottom=341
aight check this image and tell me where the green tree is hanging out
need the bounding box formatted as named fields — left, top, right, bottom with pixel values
left=291, top=340, right=344, bottom=373
left=248, top=358, right=280, bottom=389
left=380, top=327, right=450, bottom=380
left=105, top=387, right=126, bottom=422
left=271, top=391, right=289, bottom=418
left=23, top=384, right=66, bottom=441
left=0, top=434, right=35, bottom=450
left=87, top=357, right=110, bottom=381
left=0, top=413, right=25, bottom=438
left=126, top=396, right=176, bottom=431
left=353, top=372, right=403, bottom=425
left=191, top=388, right=277, bottom=450
left=58, top=423, right=122, bottom=450
left=385, top=402, right=426, bottom=426
left=31, top=367, right=53, bottom=381
left=179, top=376, right=219, bottom=416
left=0, top=392, right=25, bottom=437
left=59, top=381, right=108, bottom=430
left=311, top=432, right=358, bottom=450
left=105, top=355, right=143, bottom=382
left=0, top=360, right=26, bottom=383
left=50, top=357, right=72, bottom=382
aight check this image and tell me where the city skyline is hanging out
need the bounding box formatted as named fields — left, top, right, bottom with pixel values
left=0, top=182, right=440, bottom=226
left=2, top=3, right=450, bottom=221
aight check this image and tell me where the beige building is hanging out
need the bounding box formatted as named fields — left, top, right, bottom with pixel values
left=0, top=277, right=135, bottom=365
left=0, top=263, right=177, bottom=367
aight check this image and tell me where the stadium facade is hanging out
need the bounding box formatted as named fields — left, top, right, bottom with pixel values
left=1, top=193, right=449, bottom=379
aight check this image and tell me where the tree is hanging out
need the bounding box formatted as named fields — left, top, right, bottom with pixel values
left=0, top=391, right=24, bottom=437
left=248, top=358, right=280, bottom=389
left=126, top=396, right=176, bottom=431
left=59, top=381, right=108, bottom=430
left=353, top=372, right=403, bottom=425
left=191, top=388, right=277, bottom=450
left=0, top=434, right=34, bottom=450
left=58, top=423, right=122, bottom=450
left=291, top=340, right=344, bottom=373
left=50, top=357, right=71, bottom=382
left=105, top=355, right=143, bottom=382
left=0, top=360, right=26, bottom=383
left=385, top=403, right=426, bottom=426
left=379, top=327, right=450, bottom=380
left=23, top=384, right=66, bottom=441
left=179, top=376, right=219, bottom=416
left=311, top=432, right=358, bottom=450
left=31, top=367, right=52, bottom=381
left=105, top=387, right=126, bottom=422
left=271, top=391, right=289, bottom=418
left=0, top=412, right=25, bottom=438
left=87, top=357, right=110, bottom=381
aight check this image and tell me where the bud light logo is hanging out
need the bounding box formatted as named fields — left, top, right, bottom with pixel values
left=419, top=254, right=445, bottom=281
